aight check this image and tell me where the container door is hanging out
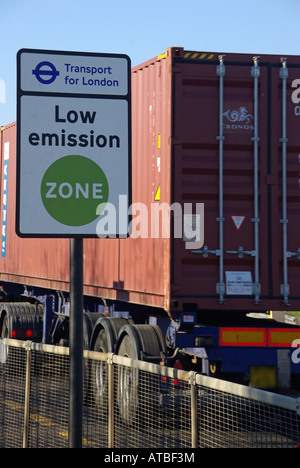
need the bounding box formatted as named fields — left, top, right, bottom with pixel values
left=269, top=61, right=300, bottom=306
left=171, top=55, right=300, bottom=312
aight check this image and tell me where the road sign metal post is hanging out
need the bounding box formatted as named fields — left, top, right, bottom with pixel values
left=69, top=238, right=83, bottom=448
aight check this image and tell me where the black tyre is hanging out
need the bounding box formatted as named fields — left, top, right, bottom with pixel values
left=91, top=329, right=109, bottom=410
left=117, top=333, right=140, bottom=424
left=91, top=317, right=130, bottom=409
left=116, top=324, right=166, bottom=425
left=1, top=315, right=9, bottom=338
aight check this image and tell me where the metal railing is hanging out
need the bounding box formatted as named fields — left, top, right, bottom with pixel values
left=0, top=338, right=300, bottom=448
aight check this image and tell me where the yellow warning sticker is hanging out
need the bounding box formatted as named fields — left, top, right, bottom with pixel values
left=184, top=52, right=214, bottom=60
left=157, top=52, right=167, bottom=61
left=155, top=186, right=160, bottom=201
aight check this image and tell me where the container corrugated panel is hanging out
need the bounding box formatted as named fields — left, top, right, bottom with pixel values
left=119, top=54, right=172, bottom=309
left=0, top=122, right=70, bottom=291
left=1, top=47, right=300, bottom=314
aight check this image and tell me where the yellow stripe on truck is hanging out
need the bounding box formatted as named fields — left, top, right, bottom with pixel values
left=220, top=327, right=300, bottom=347
left=268, top=329, right=300, bottom=347
left=220, top=328, right=266, bottom=347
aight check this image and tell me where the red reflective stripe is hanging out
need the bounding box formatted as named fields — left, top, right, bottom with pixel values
left=11, top=329, right=35, bottom=339
left=173, top=359, right=183, bottom=386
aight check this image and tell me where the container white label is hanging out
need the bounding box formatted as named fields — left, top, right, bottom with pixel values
left=225, top=271, right=252, bottom=295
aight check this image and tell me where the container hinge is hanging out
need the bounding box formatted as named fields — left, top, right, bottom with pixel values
left=280, top=58, right=289, bottom=80
left=252, top=282, right=261, bottom=299
left=216, top=282, right=225, bottom=298
left=251, top=57, right=261, bottom=78
left=216, top=55, right=226, bottom=77
left=280, top=283, right=290, bottom=306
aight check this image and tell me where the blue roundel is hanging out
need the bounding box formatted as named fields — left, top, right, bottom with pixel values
left=32, top=61, right=60, bottom=84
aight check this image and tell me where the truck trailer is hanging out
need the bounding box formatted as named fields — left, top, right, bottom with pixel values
left=1, top=47, right=300, bottom=395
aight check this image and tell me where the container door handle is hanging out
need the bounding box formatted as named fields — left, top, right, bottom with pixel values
left=251, top=57, right=261, bottom=304
left=216, top=55, right=226, bottom=304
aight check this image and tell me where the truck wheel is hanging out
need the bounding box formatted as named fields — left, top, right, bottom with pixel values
left=0, top=314, right=20, bottom=372
left=91, top=329, right=109, bottom=410
left=0, top=316, right=9, bottom=366
left=116, top=324, right=166, bottom=425
left=1, top=315, right=9, bottom=338
left=91, top=317, right=130, bottom=409
left=117, top=332, right=140, bottom=424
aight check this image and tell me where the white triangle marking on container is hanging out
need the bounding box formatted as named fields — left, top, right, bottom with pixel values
left=231, top=215, right=246, bottom=230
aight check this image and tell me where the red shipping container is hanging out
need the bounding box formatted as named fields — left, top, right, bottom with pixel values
left=1, top=47, right=300, bottom=313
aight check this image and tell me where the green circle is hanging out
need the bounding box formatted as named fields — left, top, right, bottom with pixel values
left=41, top=155, right=109, bottom=226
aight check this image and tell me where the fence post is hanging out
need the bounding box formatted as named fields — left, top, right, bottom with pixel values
left=108, top=353, right=114, bottom=448
left=23, top=341, right=32, bottom=448
left=69, top=237, right=83, bottom=448
left=296, top=398, right=300, bottom=416
left=189, top=371, right=198, bottom=448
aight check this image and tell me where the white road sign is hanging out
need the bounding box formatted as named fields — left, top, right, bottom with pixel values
left=16, top=49, right=131, bottom=237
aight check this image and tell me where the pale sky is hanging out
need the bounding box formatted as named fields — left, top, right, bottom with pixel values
left=1, top=0, right=299, bottom=125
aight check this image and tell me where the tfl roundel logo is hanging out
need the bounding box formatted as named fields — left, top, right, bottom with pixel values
left=32, top=61, right=60, bottom=84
